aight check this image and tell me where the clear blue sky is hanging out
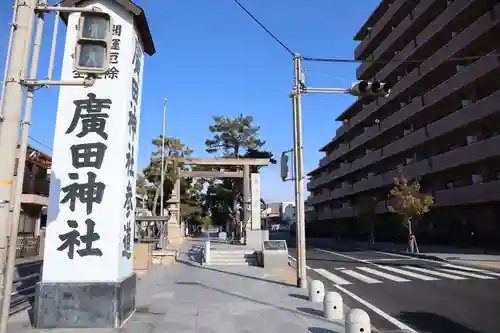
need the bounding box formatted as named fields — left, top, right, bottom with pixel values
left=0, top=0, right=380, bottom=203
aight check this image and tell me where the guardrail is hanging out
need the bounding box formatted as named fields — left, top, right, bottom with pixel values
left=10, top=260, right=42, bottom=315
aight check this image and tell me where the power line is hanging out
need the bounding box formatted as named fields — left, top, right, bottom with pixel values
left=231, top=0, right=295, bottom=56
left=231, top=0, right=499, bottom=66
left=302, top=53, right=500, bottom=64
left=28, top=135, right=52, bottom=152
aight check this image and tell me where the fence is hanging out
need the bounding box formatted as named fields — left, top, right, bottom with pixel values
left=10, top=260, right=42, bottom=315
left=15, top=235, right=40, bottom=259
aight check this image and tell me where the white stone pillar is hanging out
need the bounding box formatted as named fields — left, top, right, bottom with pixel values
left=34, top=1, right=153, bottom=329
left=251, top=173, right=261, bottom=230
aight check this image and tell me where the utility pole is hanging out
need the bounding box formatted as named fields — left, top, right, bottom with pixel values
left=0, top=0, right=36, bottom=315
left=0, top=2, right=45, bottom=329
left=160, top=97, right=167, bottom=217
left=292, top=53, right=307, bottom=288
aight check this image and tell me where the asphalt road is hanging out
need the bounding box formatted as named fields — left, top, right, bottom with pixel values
left=283, top=238, right=500, bottom=333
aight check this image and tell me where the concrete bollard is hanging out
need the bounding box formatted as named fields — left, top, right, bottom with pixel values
left=323, top=291, right=343, bottom=320
left=204, top=241, right=210, bottom=264
left=345, top=308, right=371, bottom=333
left=308, top=279, right=325, bottom=302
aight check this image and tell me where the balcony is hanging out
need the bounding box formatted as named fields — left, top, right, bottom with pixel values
left=318, top=51, right=500, bottom=173
left=382, top=127, right=427, bottom=158
left=318, top=207, right=355, bottom=220
left=348, top=100, right=379, bottom=130
left=329, top=185, right=353, bottom=200
left=434, top=180, right=500, bottom=206
left=352, top=174, right=384, bottom=193
left=351, top=149, right=383, bottom=173
left=357, top=0, right=444, bottom=79
left=323, top=132, right=500, bottom=200
left=354, top=0, right=409, bottom=60
left=306, top=210, right=318, bottom=222
left=376, top=0, right=488, bottom=82
left=430, top=135, right=500, bottom=173
left=356, top=5, right=500, bottom=133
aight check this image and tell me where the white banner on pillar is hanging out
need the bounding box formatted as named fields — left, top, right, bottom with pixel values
left=251, top=173, right=261, bottom=230
left=42, top=1, right=144, bottom=283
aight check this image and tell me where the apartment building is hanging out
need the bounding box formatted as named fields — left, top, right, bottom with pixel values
left=307, top=0, right=500, bottom=246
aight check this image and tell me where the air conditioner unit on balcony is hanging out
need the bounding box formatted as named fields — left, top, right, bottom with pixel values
left=466, top=136, right=478, bottom=144
left=461, top=99, right=473, bottom=108
left=471, top=174, right=483, bottom=184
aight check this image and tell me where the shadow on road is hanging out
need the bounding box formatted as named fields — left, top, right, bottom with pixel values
left=289, top=293, right=309, bottom=301
left=308, top=328, right=336, bottom=333
left=175, top=280, right=341, bottom=330
left=297, top=307, right=323, bottom=317
left=176, top=258, right=295, bottom=287
left=397, top=311, right=481, bottom=333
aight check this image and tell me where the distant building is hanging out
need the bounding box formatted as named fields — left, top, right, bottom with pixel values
left=14, top=145, right=51, bottom=259
left=280, top=201, right=296, bottom=224
left=18, top=145, right=51, bottom=236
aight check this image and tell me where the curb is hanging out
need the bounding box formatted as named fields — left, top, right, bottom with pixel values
left=372, top=248, right=448, bottom=262
left=447, top=260, right=500, bottom=273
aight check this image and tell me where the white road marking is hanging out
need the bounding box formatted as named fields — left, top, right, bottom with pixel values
left=340, top=269, right=382, bottom=284
left=437, top=268, right=496, bottom=279
left=357, top=266, right=410, bottom=282
left=334, top=285, right=419, bottom=333
left=443, top=264, right=500, bottom=277
left=375, top=265, right=438, bottom=281
left=315, top=248, right=371, bottom=264
left=365, top=258, right=416, bottom=261
left=402, top=266, right=467, bottom=280
left=313, top=268, right=352, bottom=285
left=314, top=247, right=500, bottom=279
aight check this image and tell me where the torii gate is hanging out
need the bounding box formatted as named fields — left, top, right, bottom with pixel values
left=164, top=157, right=270, bottom=249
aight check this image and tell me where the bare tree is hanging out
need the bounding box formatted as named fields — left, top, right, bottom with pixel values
left=388, top=175, right=434, bottom=253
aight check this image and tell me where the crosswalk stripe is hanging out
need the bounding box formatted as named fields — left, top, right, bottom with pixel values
left=357, top=266, right=410, bottom=282
left=313, top=268, right=352, bottom=285
left=403, top=266, right=467, bottom=280
left=437, top=268, right=496, bottom=279
left=443, top=264, right=500, bottom=277
left=340, top=269, right=382, bottom=284
left=375, top=265, right=439, bottom=281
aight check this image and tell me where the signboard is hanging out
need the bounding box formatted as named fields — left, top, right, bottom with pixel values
left=263, top=240, right=288, bottom=251
left=42, top=1, right=144, bottom=283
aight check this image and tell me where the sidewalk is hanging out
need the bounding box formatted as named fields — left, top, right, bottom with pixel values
left=322, top=239, right=500, bottom=272
left=8, top=240, right=345, bottom=333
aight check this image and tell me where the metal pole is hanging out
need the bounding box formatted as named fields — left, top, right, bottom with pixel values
left=0, top=0, right=36, bottom=319
left=0, top=0, right=20, bottom=118
left=160, top=97, right=167, bottom=217
left=0, top=2, right=44, bottom=330
left=291, top=92, right=303, bottom=287
left=293, top=53, right=307, bottom=288
left=46, top=7, right=59, bottom=80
